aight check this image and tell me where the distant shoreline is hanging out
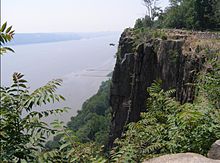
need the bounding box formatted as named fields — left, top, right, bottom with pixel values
left=8, top=32, right=121, bottom=46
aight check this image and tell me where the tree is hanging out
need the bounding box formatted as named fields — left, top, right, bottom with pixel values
left=164, top=0, right=220, bottom=30
left=193, top=0, right=219, bottom=30
left=143, top=0, right=161, bottom=21
left=134, top=18, right=145, bottom=29
left=134, top=16, right=153, bottom=28
left=169, top=0, right=183, bottom=6
left=213, top=0, right=220, bottom=29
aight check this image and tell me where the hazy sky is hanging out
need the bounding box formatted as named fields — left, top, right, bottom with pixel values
left=2, top=0, right=169, bottom=33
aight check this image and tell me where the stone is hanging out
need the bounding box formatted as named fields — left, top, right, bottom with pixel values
left=107, top=29, right=204, bottom=148
left=143, top=153, right=220, bottom=163
left=208, top=140, right=220, bottom=160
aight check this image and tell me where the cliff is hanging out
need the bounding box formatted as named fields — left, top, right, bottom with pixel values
left=108, top=28, right=220, bottom=147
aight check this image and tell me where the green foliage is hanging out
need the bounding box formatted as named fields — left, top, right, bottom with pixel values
left=164, top=0, right=220, bottom=30
left=140, top=0, right=220, bottom=30
left=38, top=120, right=107, bottom=163
left=134, top=18, right=145, bottom=29
left=41, top=81, right=112, bottom=162
left=132, top=28, right=167, bottom=47
left=134, top=16, right=153, bottom=29
left=151, top=30, right=167, bottom=40
left=67, top=80, right=111, bottom=144
left=193, top=0, right=219, bottom=30
left=0, top=22, right=15, bottom=55
left=111, top=56, right=220, bottom=162
left=46, top=80, right=111, bottom=151
left=0, top=73, right=67, bottom=162
left=196, top=53, right=220, bottom=109
left=163, top=3, right=187, bottom=29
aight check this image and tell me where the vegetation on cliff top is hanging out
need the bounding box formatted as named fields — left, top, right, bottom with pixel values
left=135, top=0, right=220, bottom=30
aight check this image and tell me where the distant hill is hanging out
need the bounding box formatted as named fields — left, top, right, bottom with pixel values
left=8, top=32, right=120, bottom=45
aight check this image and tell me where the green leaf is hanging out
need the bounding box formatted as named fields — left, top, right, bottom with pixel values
left=59, top=95, right=65, bottom=101
left=38, top=112, right=43, bottom=119
left=0, top=35, right=5, bottom=44
left=60, top=142, right=71, bottom=150
left=19, top=83, right=27, bottom=88
left=43, top=111, right=49, bottom=117
left=6, top=26, right=12, bottom=33
left=1, top=22, right=7, bottom=32
left=9, top=30, right=15, bottom=35
left=18, top=79, right=28, bottom=83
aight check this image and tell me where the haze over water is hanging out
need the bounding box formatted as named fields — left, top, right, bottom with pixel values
left=1, top=34, right=119, bottom=123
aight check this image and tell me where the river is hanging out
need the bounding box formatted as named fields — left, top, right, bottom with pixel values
left=1, top=34, right=119, bottom=123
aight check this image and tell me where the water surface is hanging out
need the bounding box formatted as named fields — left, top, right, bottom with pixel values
left=1, top=34, right=119, bottom=123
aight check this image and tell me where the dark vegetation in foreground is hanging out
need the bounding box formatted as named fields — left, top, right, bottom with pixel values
left=1, top=0, right=220, bottom=162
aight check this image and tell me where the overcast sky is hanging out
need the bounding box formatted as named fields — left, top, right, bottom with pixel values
left=2, top=0, right=169, bottom=33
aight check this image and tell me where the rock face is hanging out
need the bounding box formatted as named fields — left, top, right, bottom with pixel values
left=208, top=140, right=220, bottom=160
left=143, top=153, right=220, bottom=163
left=108, top=29, right=210, bottom=148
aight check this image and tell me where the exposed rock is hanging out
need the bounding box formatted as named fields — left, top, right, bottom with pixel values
left=162, top=29, right=220, bottom=40
left=143, top=153, right=220, bottom=163
left=107, top=29, right=209, bottom=148
left=208, top=140, right=220, bottom=160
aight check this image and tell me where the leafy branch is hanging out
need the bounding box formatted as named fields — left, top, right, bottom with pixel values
left=0, top=22, right=15, bottom=55
left=0, top=73, right=67, bottom=162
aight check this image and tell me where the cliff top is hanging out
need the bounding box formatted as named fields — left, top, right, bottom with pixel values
left=163, top=29, right=220, bottom=56
left=122, top=28, right=220, bottom=57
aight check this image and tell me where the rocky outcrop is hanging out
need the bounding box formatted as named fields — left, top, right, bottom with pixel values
left=162, top=29, right=220, bottom=40
left=108, top=29, right=220, bottom=148
left=208, top=140, right=220, bottom=160
left=143, top=153, right=220, bottom=163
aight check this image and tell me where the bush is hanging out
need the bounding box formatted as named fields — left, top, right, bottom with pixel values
left=111, top=56, right=220, bottom=162
left=0, top=73, right=67, bottom=162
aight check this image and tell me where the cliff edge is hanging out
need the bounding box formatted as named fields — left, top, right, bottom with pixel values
left=108, top=29, right=220, bottom=148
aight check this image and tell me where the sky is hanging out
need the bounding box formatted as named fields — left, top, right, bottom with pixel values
left=2, top=0, right=170, bottom=33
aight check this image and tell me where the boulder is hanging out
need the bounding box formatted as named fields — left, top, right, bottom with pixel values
left=143, top=153, right=220, bottom=163
left=208, top=140, right=220, bottom=160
